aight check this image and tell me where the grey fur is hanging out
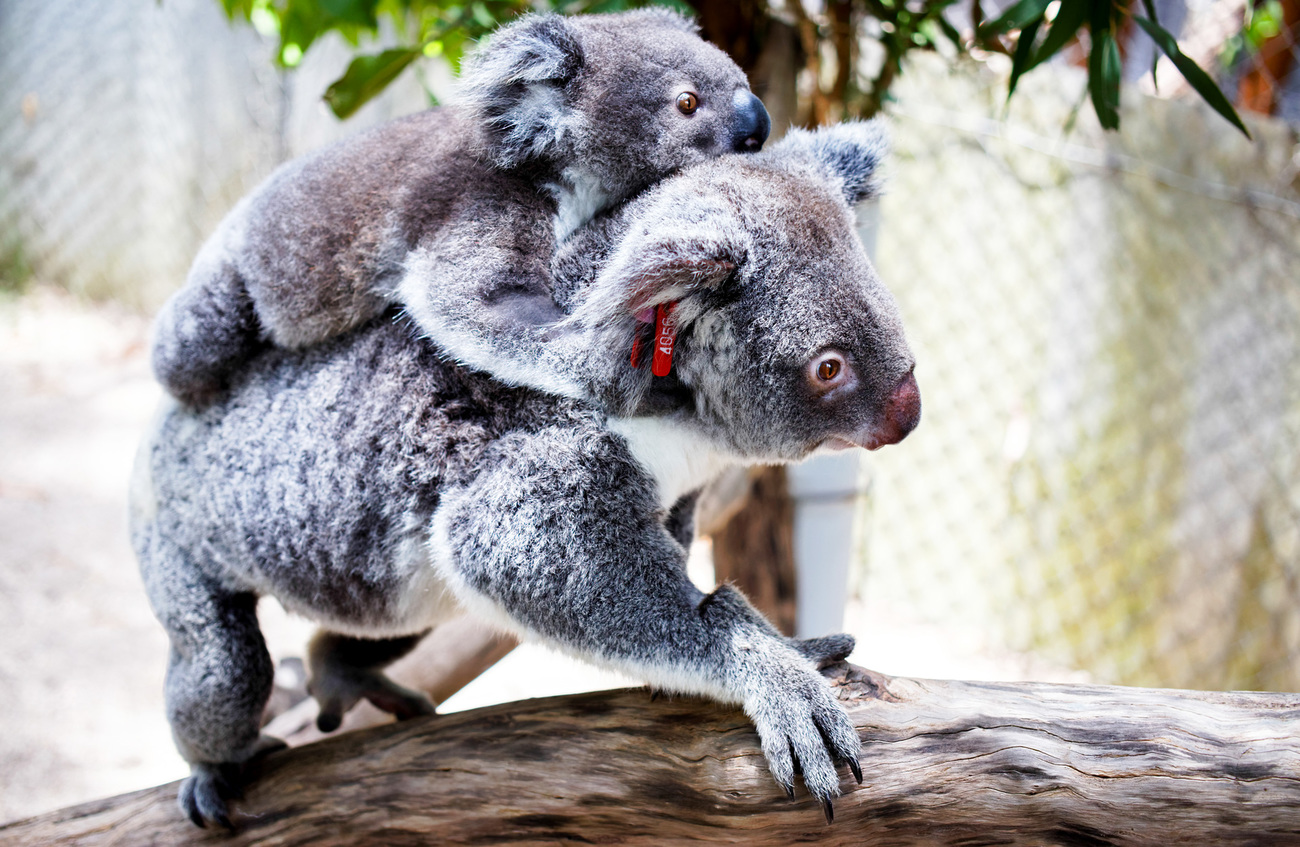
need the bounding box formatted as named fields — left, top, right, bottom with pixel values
left=133, top=121, right=918, bottom=828
left=151, top=10, right=768, bottom=407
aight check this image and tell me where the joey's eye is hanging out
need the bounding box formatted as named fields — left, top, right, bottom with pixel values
left=676, top=92, right=699, bottom=115
left=817, top=359, right=841, bottom=381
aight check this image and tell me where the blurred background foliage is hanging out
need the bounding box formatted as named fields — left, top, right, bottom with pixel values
left=212, top=0, right=1249, bottom=132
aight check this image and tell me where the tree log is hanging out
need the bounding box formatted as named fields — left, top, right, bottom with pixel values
left=5, top=664, right=1300, bottom=845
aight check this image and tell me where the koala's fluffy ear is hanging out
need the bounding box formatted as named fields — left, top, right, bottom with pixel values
left=459, top=14, right=586, bottom=168
left=573, top=196, right=749, bottom=326
left=775, top=119, right=890, bottom=206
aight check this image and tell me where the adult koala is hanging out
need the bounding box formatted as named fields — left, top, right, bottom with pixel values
left=132, top=120, right=920, bottom=829
left=151, top=9, right=769, bottom=407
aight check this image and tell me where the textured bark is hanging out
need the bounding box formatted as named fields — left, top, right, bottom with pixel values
left=709, top=465, right=798, bottom=635
left=6, top=664, right=1300, bottom=845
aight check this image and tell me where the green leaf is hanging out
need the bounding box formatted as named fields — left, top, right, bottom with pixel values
left=1133, top=15, right=1251, bottom=138
left=1030, top=0, right=1087, bottom=70
left=1140, top=0, right=1160, bottom=84
left=1088, top=26, right=1121, bottom=129
left=324, top=47, right=421, bottom=119
left=319, top=0, right=380, bottom=28
left=978, top=0, right=1054, bottom=38
left=1008, top=16, right=1043, bottom=98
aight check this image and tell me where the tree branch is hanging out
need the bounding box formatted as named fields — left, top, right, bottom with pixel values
left=5, top=664, right=1300, bottom=844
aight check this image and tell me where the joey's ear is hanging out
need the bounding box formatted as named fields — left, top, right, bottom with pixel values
left=575, top=196, right=749, bottom=325
left=773, top=119, right=890, bottom=206
left=459, top=14, right=585, bottom=168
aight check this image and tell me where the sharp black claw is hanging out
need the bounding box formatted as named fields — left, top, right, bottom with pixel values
left=822, top=798, right=835, bottom=824
left=784, top=784, right=795, bottom=800
left=187, top=808, right=206, bottom=829
left=848, top=757, right=863, bottom=784
left=649, top=689, right=660, bottom=702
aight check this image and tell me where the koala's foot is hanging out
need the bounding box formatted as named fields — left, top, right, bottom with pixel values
left=789, top=632, right=856, bottom=668
left=179, top=735, right=286, bottom=829
left=748, top=655, right=863, bottom=823
left=307, top=630, right=436, bottom=733
left=310, top=667, right=436, bottom=732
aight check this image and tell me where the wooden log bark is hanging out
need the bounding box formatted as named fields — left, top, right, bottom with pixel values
left=5, top=664, right=1300, bottom=845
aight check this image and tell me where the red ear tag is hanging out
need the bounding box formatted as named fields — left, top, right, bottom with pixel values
left=630, top=307, right=655, bottom=368
left=651, top=301, right=678, bottom=377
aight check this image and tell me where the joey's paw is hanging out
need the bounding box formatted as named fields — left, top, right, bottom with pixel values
left=789, top=633, right=856, bottom=668
left=311, top=669, right=435, bottom=733
left=178, top=763, right=239, bottom=830
left=749, top=663, right=863, bottom=822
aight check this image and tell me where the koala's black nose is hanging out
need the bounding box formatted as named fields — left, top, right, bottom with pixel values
left=732, top=90, right=770, bottom=153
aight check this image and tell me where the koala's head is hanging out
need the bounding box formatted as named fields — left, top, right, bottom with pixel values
left=460, top=10, right=769, bottom=202
left=573, top=120, right=920, bottom=463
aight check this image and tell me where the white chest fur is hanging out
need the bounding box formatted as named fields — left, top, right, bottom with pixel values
left=609, top=416, right=737, bottom=509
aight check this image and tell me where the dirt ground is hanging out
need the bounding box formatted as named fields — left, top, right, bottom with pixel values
left=0, top=285, right=1082, bottom=824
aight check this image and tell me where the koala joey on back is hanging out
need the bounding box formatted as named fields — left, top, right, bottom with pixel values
left=149, top=9, right=770, bottom=409
left=131, top=120, right=920, bottom=830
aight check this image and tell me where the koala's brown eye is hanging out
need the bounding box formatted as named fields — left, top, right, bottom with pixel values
left=818, top=359, right=841, bottom=381
left=676, top=92, right=699, bottom=115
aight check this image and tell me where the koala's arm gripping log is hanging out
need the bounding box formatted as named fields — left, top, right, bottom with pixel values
left=434, top=428, right=862, bottom=811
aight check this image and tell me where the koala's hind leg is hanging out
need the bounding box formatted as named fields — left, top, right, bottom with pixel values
left=307, top=630, right=437, bottom=733
left=147, top=569, right=281, bottom=829
left=151, top=259, right=264, bottom=408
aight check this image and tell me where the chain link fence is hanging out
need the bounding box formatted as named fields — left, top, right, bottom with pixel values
left=864, top=45, right=1300, bottom=692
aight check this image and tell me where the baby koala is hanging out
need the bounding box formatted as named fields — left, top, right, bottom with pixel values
left=151, top=9, right=769, bottom=406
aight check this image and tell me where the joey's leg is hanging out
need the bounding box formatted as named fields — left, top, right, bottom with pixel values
left=143, top=563, right=280, bottom=829
left=151, top=260, right=263, bottom=408
left=436, top=432, right=862, bottom=820
left=307, top=631, right=437, bottom=733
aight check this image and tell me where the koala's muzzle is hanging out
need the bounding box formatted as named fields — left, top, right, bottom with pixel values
left=732, top=90, right=771, bottom=153
left=840, top=370, right=921, bottom=451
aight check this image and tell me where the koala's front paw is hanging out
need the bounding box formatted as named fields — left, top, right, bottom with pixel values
left=789, top=632, right=856, bottom=668
left=747, top=661, right=862, bottom=823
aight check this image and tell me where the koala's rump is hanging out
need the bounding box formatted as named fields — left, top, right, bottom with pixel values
left=134, top=318, right=595, bottom=636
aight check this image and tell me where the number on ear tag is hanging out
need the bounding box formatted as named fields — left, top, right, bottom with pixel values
left=651, top=302, right=678, bottom=377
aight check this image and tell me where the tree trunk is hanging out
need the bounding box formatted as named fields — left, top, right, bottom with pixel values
left=6, top=663, right=1300, bottom=845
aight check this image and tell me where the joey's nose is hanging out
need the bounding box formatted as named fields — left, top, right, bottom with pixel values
left=732, top=90, right=770, bottom=153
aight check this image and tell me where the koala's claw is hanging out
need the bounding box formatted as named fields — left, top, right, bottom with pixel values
left=753, top=657, right=862, bottom=822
